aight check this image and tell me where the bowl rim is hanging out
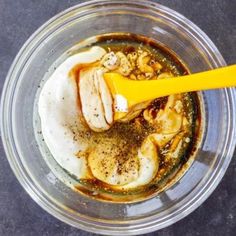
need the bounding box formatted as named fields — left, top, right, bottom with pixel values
left=1, top=0, right=236, bottom=235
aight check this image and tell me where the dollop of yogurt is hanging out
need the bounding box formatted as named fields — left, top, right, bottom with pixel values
left=38, top=46, right=106, bottom=178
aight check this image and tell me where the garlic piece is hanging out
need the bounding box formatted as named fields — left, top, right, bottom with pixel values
left=174, top=100, right=183, bottom=113
left=137, top=51, right=154, bottom=74
left=101, top=52, right=120, bottom=70
left=115, top=52, right=133, bottom=76
left=157, top=72, right=173, bottom=79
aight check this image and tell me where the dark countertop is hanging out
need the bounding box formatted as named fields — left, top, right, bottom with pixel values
left=0, top=0, right=236, bottom=235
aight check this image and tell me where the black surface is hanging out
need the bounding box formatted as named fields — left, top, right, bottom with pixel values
left=0, top=0, right=236, bottom=235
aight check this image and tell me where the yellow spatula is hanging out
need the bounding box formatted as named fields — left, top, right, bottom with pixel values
left=103, top=65, right=236, bottom=120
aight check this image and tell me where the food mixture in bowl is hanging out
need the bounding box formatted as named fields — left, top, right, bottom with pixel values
left=37, top=33, right=201, bottom=202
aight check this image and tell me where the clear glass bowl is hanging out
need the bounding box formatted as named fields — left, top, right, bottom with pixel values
left=1, top=0, right=236, bottom=235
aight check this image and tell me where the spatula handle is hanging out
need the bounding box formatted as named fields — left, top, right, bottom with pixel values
left=120, top=65, right=236, bottom=106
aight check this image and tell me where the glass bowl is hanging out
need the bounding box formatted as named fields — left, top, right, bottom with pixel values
left=1, top=0, right=236, bottom=235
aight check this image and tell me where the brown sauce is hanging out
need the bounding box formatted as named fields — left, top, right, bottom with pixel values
left=68, top=33, right=202, bottom=202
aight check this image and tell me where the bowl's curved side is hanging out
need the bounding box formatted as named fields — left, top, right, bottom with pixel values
left=1, top=1, right=236, bottom=235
